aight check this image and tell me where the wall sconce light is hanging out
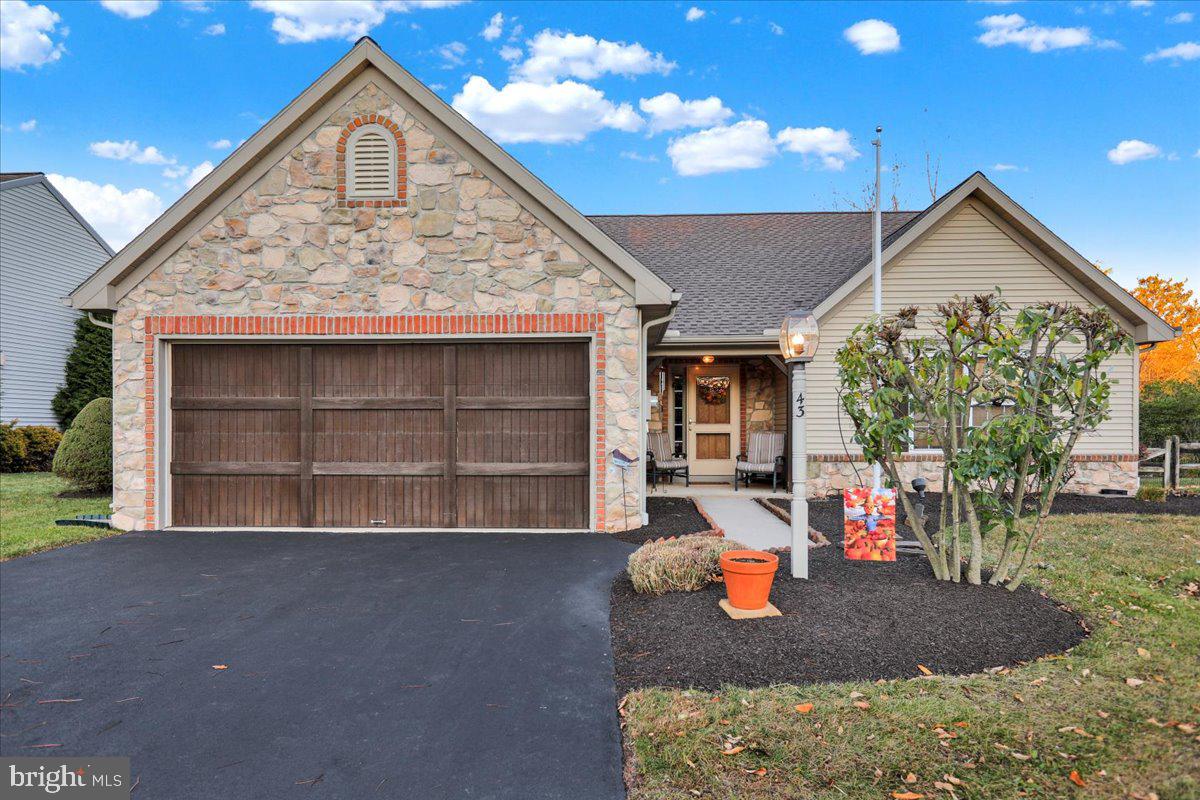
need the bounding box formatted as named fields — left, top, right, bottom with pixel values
left=700, top=355, right=715, bottom=364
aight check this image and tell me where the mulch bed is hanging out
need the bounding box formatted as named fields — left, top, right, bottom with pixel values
left=610, top=534, right=1087, bottom=692
left=611, top=497, right=713, bottom=545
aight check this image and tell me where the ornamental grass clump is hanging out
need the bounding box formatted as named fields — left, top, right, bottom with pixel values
left=628, top=535, right=744, bottom=595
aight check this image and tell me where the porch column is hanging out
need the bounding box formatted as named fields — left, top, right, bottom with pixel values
left=790, top=362, right=809, bottom=579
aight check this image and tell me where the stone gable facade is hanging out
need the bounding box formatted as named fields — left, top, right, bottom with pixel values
left=112, top=83, right=642, bottom=531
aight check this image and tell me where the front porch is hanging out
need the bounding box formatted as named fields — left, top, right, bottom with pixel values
left=645, top=354, right=794, bottom=493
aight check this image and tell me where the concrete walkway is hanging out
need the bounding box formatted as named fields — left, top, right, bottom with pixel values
left=696, top=496, right=791, bottom=550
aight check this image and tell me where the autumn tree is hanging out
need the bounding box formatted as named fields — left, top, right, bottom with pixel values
left=1133, top=275, right=1199, bottom=385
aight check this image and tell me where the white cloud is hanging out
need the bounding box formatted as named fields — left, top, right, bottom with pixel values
left=775, top=126, right=861, bottom=170
left=992, top=163, right=1029, bottom=172
left=1144, top=41, right=1200, bottom=61
left=513, top=31, right=675, bottom=84
left=620, top=151, right=659, bottom=163
left=438, top=40, right=467, bottom=66
left=843, top=19, right=901, bottom=55
left=498, top=45, right=522, bottom=62
left=208, top=138, right=233, bottom=150
left=667, top=119, right=777, bottom=176
left=99, top=1, right=161, bottom=19
left=1106, top=139, right=1162, bottom=164
left=0, top=0, right=66, bottom=71
left=185, top=161, right=214, bottom=189
left=482, top=12, right=503, bottom=41
left=977, top=14, right=1102, bottom=52
left=161, top=165, right=189, bottom=179
left=179, top=1, right=212, bottom=10
left=1128, top=0, right=1154, bottom=7
left=248, top=0, right=464, bottom=44
left=89, top=139, right=176, bottom=166
left=685, top=7, right=706, bottom=22
left=639, top=92, right=732, bottom=134
left=769, top=22, right=784, bottom=36
left=203, top=22, right=226, bottom=36
left=452, top=75, right=643, bottom=144
left=1167, top=11, right=1194, bottom=23
left=46, top=174, right=163, bottom=249
left=18, top=118, right=36, bottom=132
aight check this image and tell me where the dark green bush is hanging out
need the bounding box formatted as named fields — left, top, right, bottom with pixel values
left=53, top=313, right=112, bottom=430
left=0, top=421, right=27, bottom=472
left=20, top=426, right=63, bottom=472
left=52, top=397, right=112, bottom=491
left=1140, top=380, right=1200, bottom=447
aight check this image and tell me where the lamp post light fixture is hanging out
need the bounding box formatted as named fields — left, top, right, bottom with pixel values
left=780, top=309, right=819, bottom=579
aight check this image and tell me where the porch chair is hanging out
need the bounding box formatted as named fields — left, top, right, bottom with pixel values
left=734, top=431, right=786, bottom=491
left=647, top=431, right=689, bottom=488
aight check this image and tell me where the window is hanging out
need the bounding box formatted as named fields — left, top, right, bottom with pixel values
left=671, top=372, right=685, bottom=453
left=347, top=125, right=396, bottom=198
left=906, top=399, right=1013, bottom=452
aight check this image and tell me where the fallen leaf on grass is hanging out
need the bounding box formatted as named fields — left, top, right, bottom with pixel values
left=1137, top=647, right=1150, bottom=658
left=1096, top=710, right=1109, bottom=719
left=853, top=701, right=871, bottom=710
left=721, top=746, right=745, bottom=756
left=794, top=703, right=813, bottom=714
left=1125, top=678, right=1144, bottom=687
left=742, top=767, right=767, bottom=776
left=904, top=772, right=918, bottom=783
left=917, top=664, right=934, bottom=676
left=1068, top=770, right=1086, bottom=787
left=891, top=792, right=924, bottom=799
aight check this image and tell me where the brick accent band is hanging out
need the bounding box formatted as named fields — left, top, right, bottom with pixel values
left=142, top=313, right=607, bottom=531
left=335, top=115, right=407, bottom=209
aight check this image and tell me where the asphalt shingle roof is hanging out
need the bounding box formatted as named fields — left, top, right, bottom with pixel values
left=588, top=211, right=920, bottom=337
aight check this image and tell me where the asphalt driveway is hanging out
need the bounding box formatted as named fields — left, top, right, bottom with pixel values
left=0, top=530, right=634, bottom=798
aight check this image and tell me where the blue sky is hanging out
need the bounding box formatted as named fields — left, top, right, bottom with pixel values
left=1, top=0, right=1197, bottom=289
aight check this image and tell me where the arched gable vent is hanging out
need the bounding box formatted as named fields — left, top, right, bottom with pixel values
left=348, top=126, right=395, bottom=197
left=336, top=116, right=407, bottom=208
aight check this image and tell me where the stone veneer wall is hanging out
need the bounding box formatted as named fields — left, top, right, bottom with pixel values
left=112, top=83, right=642, bottom=531
left=804, top=456, right=1139, bottom=498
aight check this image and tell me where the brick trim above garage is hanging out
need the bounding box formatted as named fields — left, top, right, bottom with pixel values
left=141, top=313, right=608, bottom=531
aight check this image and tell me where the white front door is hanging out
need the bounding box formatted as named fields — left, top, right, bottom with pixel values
left=686, top=364, right=740, bottom=478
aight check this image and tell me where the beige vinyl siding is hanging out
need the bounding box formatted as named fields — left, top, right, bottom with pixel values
left=807, top=200, right=1137, bottom=456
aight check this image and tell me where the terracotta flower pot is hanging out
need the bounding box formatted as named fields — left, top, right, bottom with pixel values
left=719, top=550, right=779, bottom=610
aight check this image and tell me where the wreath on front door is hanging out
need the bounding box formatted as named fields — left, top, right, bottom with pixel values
left=697, top=376, right=730, bottom=405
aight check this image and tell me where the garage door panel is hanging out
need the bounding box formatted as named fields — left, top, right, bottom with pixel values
left=170, top=340, right=589, bottom=529
left=174, top=476, right=301, bottom=527
left=312, top=343, right=444, bottom=398
left=312, top=409, right=443, bottom=463
left=456, top=341, right=588, bottom=398
left=457, top=409, right=589, bottom=464
left=314, top=476, right=443, bottom=528
left=457, top=476, right=587, bottom=529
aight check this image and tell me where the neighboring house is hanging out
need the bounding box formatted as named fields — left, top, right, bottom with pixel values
left=68, top=39, right=1174, bottom=532
left=1, top=172, right=114, bottom=428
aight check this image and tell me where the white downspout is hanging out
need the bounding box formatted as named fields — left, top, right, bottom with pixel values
left=87, top=312, right=114, bottom=330
left=638, top=301, right=680, bottom=526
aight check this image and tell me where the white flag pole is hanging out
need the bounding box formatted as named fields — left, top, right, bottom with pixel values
left=871, top=126, right=883, bottom=490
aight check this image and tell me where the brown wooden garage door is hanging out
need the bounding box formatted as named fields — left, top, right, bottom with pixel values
left=169, top=341, right=590, bottom=529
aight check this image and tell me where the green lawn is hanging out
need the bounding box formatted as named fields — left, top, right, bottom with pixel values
left=622, top=513, right=1200, bottom=800
left=0, top=472, right=115, bottom=560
